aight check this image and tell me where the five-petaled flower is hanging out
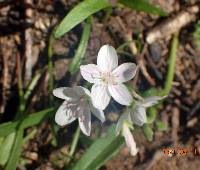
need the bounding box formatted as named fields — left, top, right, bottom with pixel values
left=53, top=86, right=105, bottom=136
left=80, top=45, right=137, bottom=110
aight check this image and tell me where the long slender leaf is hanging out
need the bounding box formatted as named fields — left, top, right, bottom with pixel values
left=0, top=132, right=15, bottom=166
left=54, top=0, right=110, bottom=38
left=119, top=0, right=167, bottom=16
left=5, top=128, right=24, bottom=170
left=0, top=108, right=54, bottom=137
left=71, top=125, right=124, bottom=170
left=69, top=18, right=91, bottom=74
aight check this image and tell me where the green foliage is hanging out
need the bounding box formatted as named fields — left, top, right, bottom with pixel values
left=119, top=0, right=167, bottom=16
left=69, top=18, right=91, bottom=74
left=54, top=0, right=110, bottom=38
left=0, top=108, right=54, bottom=137
left=193, top=20, right=200, bottom=49
left=143, top=124, right=153, bottom=142
left=5, top=129, right=24, bottom=170
left=147, top=107, right=157, bottom=124
left=0, top=132, right=15, bottom=166
left=156, top=120, right=167, bottom=131
left=71, top=125, right=124, bottom=170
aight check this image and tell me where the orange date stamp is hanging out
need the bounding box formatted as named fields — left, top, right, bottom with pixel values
left=162, top=147, right=200, bottom=156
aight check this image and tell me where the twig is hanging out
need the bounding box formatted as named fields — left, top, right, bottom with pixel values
left=146, top=4, right=199, bottom=44
left=138, top=44, right=156, bottom=86
left=115, top=16, right=155, bottom=85
left=171, top=107, right=180, bottom=145
left=24, top=0, right=34, bottom=85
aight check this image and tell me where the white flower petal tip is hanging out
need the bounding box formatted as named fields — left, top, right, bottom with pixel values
left=142, top=96, right=166, bottom=107
left=97, top=45, right=118, bottom=72
left=55, top=101, right=76, bottom=126
left=90, top=104, right=105, bottom=123
left=80, top=64, right=100, bottom=84
left=112, top=63, right=138, bottom=83
left=78, top=106, right=91, bottom=136
left=108, top=84, right=133, bottom=106
left=53, top=87, right=79, bottom=101
left=131, top=106, right=147, bottom=126
left=123, top=124, right=138, bottom=156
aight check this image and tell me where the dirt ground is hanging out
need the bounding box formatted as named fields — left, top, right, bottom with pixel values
left=0, top=0, right=200, bottom=169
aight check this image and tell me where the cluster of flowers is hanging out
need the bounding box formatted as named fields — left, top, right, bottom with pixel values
left=53, top=45, right=164, bottom=156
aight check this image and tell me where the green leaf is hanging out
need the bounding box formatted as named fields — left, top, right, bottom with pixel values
left=69, top=18, right=91, bottom=74
left=0, top=132, right=16, bottom=166
left=143, top=124, right=153, bottom=142
left=119, top=0, right=167, bottom=16
left=71, top=125, right=124, bottom=170
left=54, top=0, right=110, bottom=38
left=147, top=107, right=157, bottom=124
left=156, top=120, right=167, bottom=131
left=5, top=128, right=24, bottom=170
left=0, top=108, right=54, bottom=137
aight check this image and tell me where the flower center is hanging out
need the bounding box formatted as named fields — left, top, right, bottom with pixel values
left=101, top=72, right=116, bottom=85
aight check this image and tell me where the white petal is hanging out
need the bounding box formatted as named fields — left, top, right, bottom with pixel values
left=97, top=45, right=118, bottom=72
left=78, top=106, right=91, bottom=136
left=53, top=87, right=79, bottom=101
left=55, top=101, right=77, bottom=126
left=108, top=84, right=133, bottom=106
left=116, top=112, right=131, bottom=135
left=91, top=84, right=111, bottom=110
left=90, top=104, right=105, bottom=123
left=80, top=64, right=101, bottom=83
left=123, top=124, right=138, bottom=156
left=73, top=86, right=90, bottom=97
left=131, top=106, right=147, bottom=126
left=112, top=63, right=137, bottom=83
left=141, top=96, right=165, bottom=107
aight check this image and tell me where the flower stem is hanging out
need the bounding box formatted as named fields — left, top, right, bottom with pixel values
left=159, top=33, right=179, bottom=96
left=66, top=126, right=81, bottom=164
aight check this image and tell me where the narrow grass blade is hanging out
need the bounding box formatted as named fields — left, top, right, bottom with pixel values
left=0, top=132, right=16, bottom=166
left=119, top=0, right=167, bottom=16
left=69, top=18, right=91, bottom=74
left=54, top=0, right=110, bottom=37
left=5, top=128, right=24, bottom=170
left=0, top=108, right=54, bottom=137
left=71, top=125, right=124, bottom=170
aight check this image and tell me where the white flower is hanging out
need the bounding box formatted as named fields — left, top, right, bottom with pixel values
left=116, top=112, right=138, bottom=156
left=80, top=45, right=137, bottom=110
left=131, top=96, right=165, bottom=126
left=53, top=86, right=105, bottom=136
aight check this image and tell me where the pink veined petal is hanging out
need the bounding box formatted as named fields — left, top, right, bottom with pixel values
left=89, top=103, right=105, bottom=123
left=123, top=124, right=138, bottom=156
left=112, top=63, right=137, bottom=83
left=53, top=87, right=79, bottom=101
left=91, top=84, right=111, bottom=110
left=78, top=106, right=91, bottom=136
left=80, top=64, right=101, bottom=84
left=108, top=84, right=133, bottom=106
left=97, top=45, right=118, bottom=72
left=131, top=106, right=147, bottom=126
left=55, top=101, right=77, bottom=126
